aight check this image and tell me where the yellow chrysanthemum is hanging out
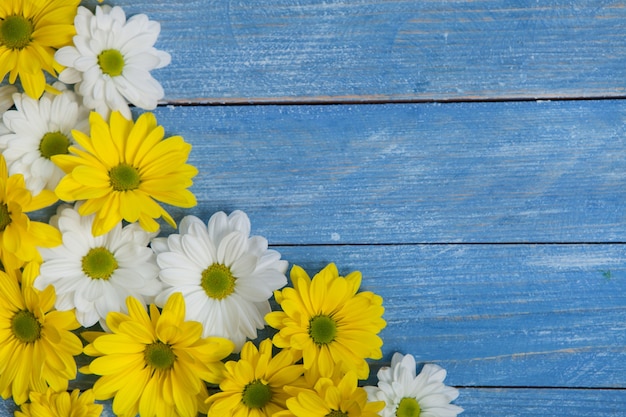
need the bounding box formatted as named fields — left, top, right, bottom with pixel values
left=265, top=263, right=386, bottom=380
left=0, top=0, right=79, bottom=98
left=15, top=388, right=103, bottom=417
left=275, top=371, right=384, bottom=417
left=53, top=111, right=198, bottom=236
left=0, top=154, right=60, bottom=265
left=206, top=339, right=305, bottom=417
left=0, top=262, right=82, bottom=405
left=82, top=293, right=235, bottom=417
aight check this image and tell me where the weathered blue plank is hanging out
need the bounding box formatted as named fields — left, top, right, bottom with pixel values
left=33, top=100, right=620, bottom=244
left=272, top=244, right=626, bottom=388
left=459, top=388, right=626, bottom=416
left=75, top=0, right=626, bottom=102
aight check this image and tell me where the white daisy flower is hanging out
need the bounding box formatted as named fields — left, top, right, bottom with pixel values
left=0, top=84, right=89, bottom=195
left=152, top=210, right=288, bottom=351
left=55, top=5, right=171, bottom=120
left=364, top=353, right=464, bottom=417
left=34, top=204, right=162, bottom=328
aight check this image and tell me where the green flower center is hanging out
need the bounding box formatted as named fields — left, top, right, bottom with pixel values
left=144, top=341, right=176, bottom=371
left=308, top=315, right=337, bottom=345
left=0, top=204, right=11, bottom=232
left=201, top=263, right=236, bottom=300
left=39, top=131, right=70, bottom=159
left=325, top=411, right=348, bottom=417
left=109, top=163, right=141, bottom=191
left=241, top=380, right=272, bottom=409
left=11, top=310, right=41, bottom=343
left=82, top=247, right=118, bottom=280
left=0, top=15, right=33, bottom=50
left=396, top=397, right=421, bottom=417
left=98, top=49, right=125, bottom=77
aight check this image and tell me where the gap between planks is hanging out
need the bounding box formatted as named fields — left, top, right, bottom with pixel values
left=157, top=94, right=626, bottom=107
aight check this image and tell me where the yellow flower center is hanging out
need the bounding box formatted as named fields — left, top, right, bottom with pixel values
left=82, top=247, right=118, bottom=280
left=98, top=49, right=125, bottom=77
left=396, top=397, right=421, bottom=417
left=241, top=380, right=272, bottom=409
left=144, top=341, right=176, bottom=371
left=0, top=15, right=33, bottom=50
left=201, top=263, right=236, bottom=300
left=325, top=411, right=348, bottom=417
left=0, top=203, right=11, bottom=232
left=11, top=310, right=42, bottom=343
left=308, top=315, right=337, bottom=345
left=40, top=131, right=71, bottom=159
left=109, top=163, right=141, bottom=191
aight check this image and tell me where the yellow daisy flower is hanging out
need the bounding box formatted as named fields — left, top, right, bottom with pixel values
left=0, top=0, right=80, bottom=98
left=0, top=154, right=60, bottom=265
left=275, top=371, right=384, bottom=417
left=0, top=262, right=82, bottom=405
left=15, top=388, right=103, bottom=417
left=83, top=293, right=235, bottom=417
left=53, top=111, right=198, bottom=236
left=206, top=339, right=305, bottom=417
left=265, top=263, right=386, bottom=380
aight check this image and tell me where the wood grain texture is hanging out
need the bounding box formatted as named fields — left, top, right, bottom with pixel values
left=78, top=0, right=626, bottom=103
left=31, top=100, right=620, bottom=245
left=273, top=244, right=626, bottom=388
left=1, top=0, right=625, bottom=415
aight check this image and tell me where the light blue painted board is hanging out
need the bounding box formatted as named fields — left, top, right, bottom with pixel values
left=76, top=0, right=626, bottom=102
left=458, top=388, right=626, bottom=417
left=272, top=244, right=626, bottom=388
left=30, top=100, right=621, bottom=244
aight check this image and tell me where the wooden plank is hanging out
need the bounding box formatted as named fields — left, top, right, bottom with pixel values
left=79, top=0, right=626, bottom=102
left=458, top=388, right=626, bottom=416
left=28, top=100, right=620, bottom=244
left=271, top=244, right=626, bottom=388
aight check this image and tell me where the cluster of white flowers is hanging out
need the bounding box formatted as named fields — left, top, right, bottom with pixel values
left=34, top=206, right=289, bottom=351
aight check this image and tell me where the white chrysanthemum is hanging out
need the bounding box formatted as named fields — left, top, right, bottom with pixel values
left=152, top=210, right=288, bottom=351
left=34, top=204, right=162, bottom=328
left=55, top=5, right=171, bottom=120
left=364, top=353, right=464, bottom=417
left=0, top=84, right=89, bottom=195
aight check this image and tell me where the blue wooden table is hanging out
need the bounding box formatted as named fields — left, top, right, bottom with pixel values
left=2, top=0, right=626, bottom=415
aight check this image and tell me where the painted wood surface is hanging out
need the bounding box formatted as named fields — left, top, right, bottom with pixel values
left=79, top=0, right=626, bottom=103
left=112, top=101, right=625, bottom=245
left=2, top=0, right=626, bottom=415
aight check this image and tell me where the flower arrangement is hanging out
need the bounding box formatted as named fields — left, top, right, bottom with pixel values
left=0, top=1, right=464, bottom=416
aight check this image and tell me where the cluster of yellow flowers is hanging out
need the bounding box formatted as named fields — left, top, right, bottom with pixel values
left=77, top=264, right=386, bottom=417
left=0, top=1, right=390, bottom=417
